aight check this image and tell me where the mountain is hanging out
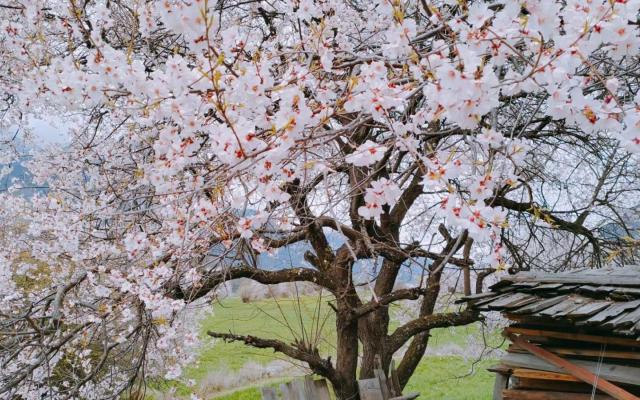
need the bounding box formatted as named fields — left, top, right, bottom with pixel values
left=0, top=159, right=44, bottom=198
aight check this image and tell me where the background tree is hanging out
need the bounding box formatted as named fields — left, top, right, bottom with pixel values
left=1, top=0, right=640, bottom=399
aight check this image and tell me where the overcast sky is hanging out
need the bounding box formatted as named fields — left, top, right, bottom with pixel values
left=27, top=118, right=69, bottom=146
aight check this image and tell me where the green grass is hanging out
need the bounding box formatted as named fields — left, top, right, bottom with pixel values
left=194, top=294, right=337, bottom=375
left=213, top=356, right=495, bottom=400
left=215, top=387, right=261, bottom=400
left=404, top=356, right=496, bottom=400
left=160, top=295, right=501, bottom=399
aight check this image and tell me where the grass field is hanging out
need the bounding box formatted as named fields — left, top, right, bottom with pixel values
left=155, top=294, right=501, bottom=399
left=208, top=356, right=496, bottom=400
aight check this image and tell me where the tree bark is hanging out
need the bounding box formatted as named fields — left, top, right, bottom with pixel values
left=395, top=264, right=444, bottom=388
left=332, top=245, right=361, bottom=400
left=359, top=309, right=392, bottom=379
left=334, top=305, right=360, bottom=400
left=395, top=229, right=468, bottom=387
left=358, top=258, right=400, bottom=379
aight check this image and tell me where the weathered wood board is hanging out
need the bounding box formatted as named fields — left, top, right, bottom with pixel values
left=501, top=353, right=640, bottom=386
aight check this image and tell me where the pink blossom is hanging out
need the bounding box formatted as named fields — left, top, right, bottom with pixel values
left=346, top=141, right=388, bottom=167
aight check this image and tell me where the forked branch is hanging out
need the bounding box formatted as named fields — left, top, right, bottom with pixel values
left=207, top=331, right=338, bottom=383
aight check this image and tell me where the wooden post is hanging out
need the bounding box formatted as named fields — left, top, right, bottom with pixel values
left=389, top=360, right=402, bottom=397
left=374, top=368, right=392, bottom=399
left=280, top=382, right=292, bottom=399
left=261, top=387, right=278, bottom=400
left=308, top=378, right=332, bottom=400
left=358, top=378, right=386, bottom=400
left=289, top=379, right=307, bottom=400
left=463, top=238, right=472, bottom=296
left=492, top=373, right=509, bottom=400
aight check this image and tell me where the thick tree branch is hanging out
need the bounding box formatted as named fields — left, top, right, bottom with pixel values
left=315, top=216, right=362, bottom=242
left=405, top=247, right=473, bottom=267
left=491, top=195, right=602, bottom=262
left=351, top=287, right=426, bottom=320
left=387, top=309, right=480, bottom=353
left=50, top=271, right=88, bottom=328
left=285, top=179, right=336, bottom=267
left=390, top=172, right=423, bottom=225
left=394, top=228, right=470, bottom=386
left=475, top=268, right=497, bottom=294
left=207, top=331, right=337, bottom=383
left=168, top=265, right=334, bottom=300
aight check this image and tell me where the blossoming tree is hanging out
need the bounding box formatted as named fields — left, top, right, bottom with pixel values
left=1, top=0, right=640, bottom=398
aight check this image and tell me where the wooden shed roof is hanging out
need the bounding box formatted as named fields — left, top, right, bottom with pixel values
left=461, top=265, right=640, bottom=339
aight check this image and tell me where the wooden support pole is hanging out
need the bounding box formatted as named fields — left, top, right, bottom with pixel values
left=462, top=237, right=472, bottom=296
left=492, top=373, right=509, bottom=400
left=507, top=333, right=640, bottom=400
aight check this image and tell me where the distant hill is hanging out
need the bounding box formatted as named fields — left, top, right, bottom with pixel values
left=207, top=226, right=426, bottom=285
left=0, top=158, right=45, bottom=198
left=599, top=216, right=640, bottom=241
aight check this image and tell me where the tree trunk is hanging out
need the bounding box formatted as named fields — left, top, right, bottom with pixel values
left=396, top=264, right=445, bottom=388
left=334, top=307, right=360, bottom=400
left=331, top=248, right=361, bottom=400
left=358, top=258, right=400, bottom=378
left=395, top=230, right=469, bottom=387
left=359, top=309, right=392, bottom=379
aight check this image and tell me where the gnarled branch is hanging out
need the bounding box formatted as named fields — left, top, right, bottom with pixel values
left=351, top=287, right=425, bottom=320
left=168, top=265, right=334, bottom=300
left=387, top=309, right=480, bottom=353
left=207, top=331, right=337, bottom=384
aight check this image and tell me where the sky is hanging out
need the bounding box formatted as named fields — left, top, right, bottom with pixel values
left=25, top=117, right=70, bottom=147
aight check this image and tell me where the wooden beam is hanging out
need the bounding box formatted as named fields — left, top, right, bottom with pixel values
left=505, top=327, right=640, bottom=347
left=504, top=314, right=573, bottom=328
left=512, top=368, right=580, bottom=382
left=512, top=377, right=603, bottom=393
left=502, top=389, right=614, bottom=400
left=507, top=333, right=640, bottom=400
left=502, top=273, right=640, bottom=287
left=501, top=353, right=640, bottom=386
left=509, top=344, right=640, bottom=361
left=487, top=364, right=513, bottom=375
